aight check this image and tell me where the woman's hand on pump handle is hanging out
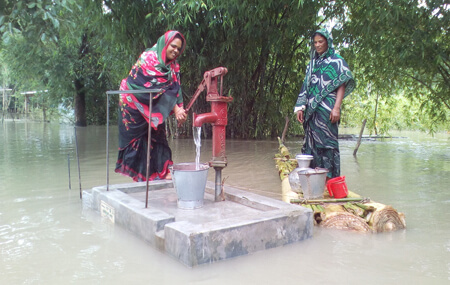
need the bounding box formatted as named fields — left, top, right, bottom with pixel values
left=174, top=105, right=187, bottom=124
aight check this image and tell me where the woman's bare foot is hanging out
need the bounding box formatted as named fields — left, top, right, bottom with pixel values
left=164, top=173, right=172, bottom=180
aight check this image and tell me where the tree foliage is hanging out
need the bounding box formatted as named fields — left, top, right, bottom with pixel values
left=0, top=0, right=112, bottom=125
left=0, top=0, right=448, bottom=135
left=89, top=0, right=319, bottom=138
left=334, top=0, right=449, bottom=132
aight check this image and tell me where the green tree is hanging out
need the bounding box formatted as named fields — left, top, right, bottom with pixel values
left=97, top=0, right=323, bottom=138
left=0, top=0, right=112, bottom=126
left=1, top=0, right=448, bottom=136
left=334, top=0, right=449, bottom=132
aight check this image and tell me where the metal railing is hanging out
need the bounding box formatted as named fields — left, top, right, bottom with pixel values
left=106, top=89, right=162, bottom=208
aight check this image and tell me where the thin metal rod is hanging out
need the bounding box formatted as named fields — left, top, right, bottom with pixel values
left=74, top=126, right=82, bottom=199
left=145, top=93, right=153, bottom=208
left=68, top=154, right=71, bottom=190
left=106, top=90, right=161, bottom=95
left=106, top=93, right=110, bottom=191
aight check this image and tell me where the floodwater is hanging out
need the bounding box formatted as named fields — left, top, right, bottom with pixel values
left=0, top=120, right=449, bottom=284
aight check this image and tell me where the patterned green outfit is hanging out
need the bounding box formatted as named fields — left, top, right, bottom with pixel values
left=294, top=29, right=356, bottom=178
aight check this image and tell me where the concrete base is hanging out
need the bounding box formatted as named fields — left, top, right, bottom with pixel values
left=83, top=181, right=313, bottom=267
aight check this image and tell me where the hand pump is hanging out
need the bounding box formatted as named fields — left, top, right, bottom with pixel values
left=185, top=67, right=233, bottom=201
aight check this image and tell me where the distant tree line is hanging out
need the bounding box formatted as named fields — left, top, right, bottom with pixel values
left=0, top=0, right=448, bottom=137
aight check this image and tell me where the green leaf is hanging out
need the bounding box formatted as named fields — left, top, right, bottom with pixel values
left=52, top=18, right=60, bottom=29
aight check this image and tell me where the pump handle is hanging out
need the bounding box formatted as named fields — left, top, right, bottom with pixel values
left=185, top=67, right=228, bottom=112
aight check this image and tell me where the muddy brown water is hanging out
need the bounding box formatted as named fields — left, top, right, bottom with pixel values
left=1, top=121, right=449, bottom=284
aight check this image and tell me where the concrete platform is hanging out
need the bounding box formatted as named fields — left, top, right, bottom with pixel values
left=82, top=180, right=313, bottom=267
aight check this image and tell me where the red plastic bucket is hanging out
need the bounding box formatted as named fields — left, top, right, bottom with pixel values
left=326, top=176, right=348, bottom=198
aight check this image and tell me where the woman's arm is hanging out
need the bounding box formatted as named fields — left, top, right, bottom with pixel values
left=330, top=84, right=345, bottom=124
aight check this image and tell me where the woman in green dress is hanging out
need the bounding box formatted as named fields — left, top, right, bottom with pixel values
left=294, top=29, right=356, bottom=178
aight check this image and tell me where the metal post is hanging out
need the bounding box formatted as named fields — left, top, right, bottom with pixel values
left=74, top=126, right=82, bottom=199
left=214, top=167, right=222, bottom=201
left=106, top=93, right=110, bottom=191
left=145, top=93, right=153, bottom=208
left=68, top=154, right=71, bottom=190
left=2, top=86, right=5, bottom=122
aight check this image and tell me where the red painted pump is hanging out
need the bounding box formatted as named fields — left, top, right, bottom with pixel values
left=185, top=67, right=233, bottom=201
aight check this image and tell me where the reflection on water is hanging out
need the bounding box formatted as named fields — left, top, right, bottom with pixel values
left=0, top=121, right=449, bottom=284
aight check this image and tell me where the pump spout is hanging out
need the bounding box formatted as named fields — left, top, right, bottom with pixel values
left=193, top=112, right=219, bottom=128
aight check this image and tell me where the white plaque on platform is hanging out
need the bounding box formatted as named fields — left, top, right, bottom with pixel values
left=101, top=200, right=115, bottom=223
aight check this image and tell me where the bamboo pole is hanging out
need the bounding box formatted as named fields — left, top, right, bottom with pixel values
left=281, top=116, right=289, bottom=142
left=353, top=118, right=367, bottom=156
left=290, top=197, right=366, bottom=203
left=373, top=93, right=379, bottom=135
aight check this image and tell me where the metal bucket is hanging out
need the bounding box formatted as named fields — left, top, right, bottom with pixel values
left=289, top=167, right=312, bottom=193
left=171, top=163, right=209, bottom=209
left=297, top=168, right=329, bottom=199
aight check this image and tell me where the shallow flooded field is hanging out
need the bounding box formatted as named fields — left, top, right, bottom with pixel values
left=1, top=121, right=449, bottom=284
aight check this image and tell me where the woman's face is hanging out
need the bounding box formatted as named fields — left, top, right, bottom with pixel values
left=166, top=38, right=183, bottom=62
left=313, top=34, right=328, bottom=55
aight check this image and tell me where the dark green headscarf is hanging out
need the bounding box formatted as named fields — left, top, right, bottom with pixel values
left=295, top=28, right=356, bottom=120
